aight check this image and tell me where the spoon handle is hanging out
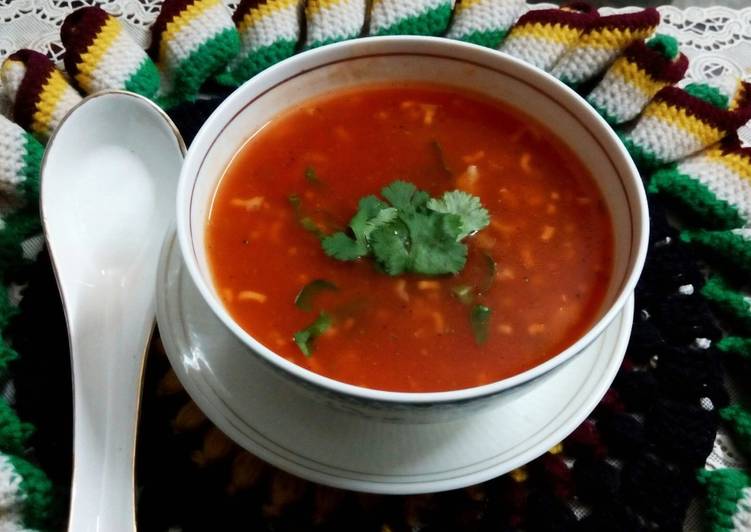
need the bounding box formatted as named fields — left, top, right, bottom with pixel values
left=67, top=288, right=152, bottom=532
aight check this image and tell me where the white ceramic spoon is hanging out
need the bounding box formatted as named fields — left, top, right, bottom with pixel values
left=41, top=91, right=185, bottom=532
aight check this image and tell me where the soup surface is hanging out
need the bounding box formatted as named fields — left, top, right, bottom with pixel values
left=206, top=83, right=613, bottom=392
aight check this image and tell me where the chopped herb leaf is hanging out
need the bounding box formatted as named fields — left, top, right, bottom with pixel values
left=479, top=252, right=496, bottom=294
left=431, top=140, right=452, bottom=177
left=293, top=311, right=332, bottom=357
left=452, top=284, right=474, bottom=305
left=305, top=166, right=320, bottom=184
left=470, top=305, right=492, bottom=344
left=322, top=180, right=490, bottom=276
left=294, top=279, right=338, bottom=311
left=427, top=190, right=490, bottom=240
left=288, top=194, right=324, bottom=238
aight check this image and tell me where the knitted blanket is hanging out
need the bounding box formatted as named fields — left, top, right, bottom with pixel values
left=1, top=1, right=750, bottom=530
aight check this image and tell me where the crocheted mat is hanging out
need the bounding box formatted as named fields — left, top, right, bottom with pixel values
left=2, top=1, right=751, bottom=530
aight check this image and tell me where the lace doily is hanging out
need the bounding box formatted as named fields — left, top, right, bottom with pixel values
left=0, top=0, right=748, bottom=504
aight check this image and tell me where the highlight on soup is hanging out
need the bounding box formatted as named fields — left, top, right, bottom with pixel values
left=205, top=83, right=614, bottom=393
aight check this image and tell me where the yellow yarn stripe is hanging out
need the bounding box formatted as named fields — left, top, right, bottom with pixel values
left=307, top=0, right=349, bottom=18
left=642, top=101, right=723, bottom=146
left=705, top=146, right=751, bottom=182
left=510, top=467, right=528, bottom=482
left=507, top=23, right=581, bottom=45
left=75, top=16, right=122, bottom=93
left=610, top=56, right=665, bottom=96
left=238, top=0, right=297, bottom=35
left=730, top=79, right=745, bottom=110
left=579, top=27, right=655, bottom=50
left=31, top=70, right=69, bottom=135
left=454, top=0, right=486, bottom=14
left=160, top=0, right=222, bottom=62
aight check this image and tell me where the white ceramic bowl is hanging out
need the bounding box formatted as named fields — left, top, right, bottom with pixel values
left=176, top=36, right=648, bottom=422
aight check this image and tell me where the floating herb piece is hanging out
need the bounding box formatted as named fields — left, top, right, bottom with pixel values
left=305, top=166, right=320, bottom=184
left=294, top=279, right=338, bottom=311
left=293, top=311, right=332, bottom=356
left=431, top=140, right=452, bottom=177
left=470, top=304, right=492, bottom=344
left=322, top=180, right=490, bottom=276
left=288, top=194, right=324, bottom=238
left=452, top=284, right=474, bottom=305
left=479, top=252, right=497, bottom=294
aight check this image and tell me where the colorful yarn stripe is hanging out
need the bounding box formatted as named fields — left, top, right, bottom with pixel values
left=150, top=0, right=241, bottom=105
left=0, top=115, right=41, bottom=206
left=620, top=83, right=744, bottom=169
left=367, top=0, right=453, bottom=37
left=587, top=35, right=687, bottom=126
left=697, top=468, right=751, bottom=532
left=717, top=336, right=751, bottom=361
left=731, top=81, right=751, bottom=111
left=304, top=0, right=367, bottom=50
left=720, top=404, right=751, bottom=458
left=0, top=50, right=82, bottom=142
left=701, top=275, right=751, bottom=332
left=60, top=7, right=160, bottom=99
left=500, top=3, right=598, bottom=72
left=648, top=137, right=751, bottom=229
left=0, top=453, right=53, bottom=530
left=681, top=228, right=751, bottom=275
left=550, top=8, right=659, bottom=87
left=446, top=0, right=524, bottom=48
left=216, top=0, right=304, bottom=86
left=0, top=398, right=33, bottom=456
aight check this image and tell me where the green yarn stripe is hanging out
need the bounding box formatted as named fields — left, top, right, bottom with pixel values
left=701, top=275, right=751, bottom=331
left=0, top=399, right=33, bottom=455
left=372, top=4, right=453, bottom=36
left=458, top=29, right=509, bottom=49
left=216, top=39, right=297, bottom=87
left=717, top=336, right=751, bottom=360
left=681, top=229, right=751, bottom=274
left=619, top=133, right=662, bottom=170
left=0, top=210, right=42, bottom=275
left=6, top=454, right=53, bottom=530
left=697, top=468, right=751, bottom=532
left=305, top=33, right=359, bottom=50
left=720, top=404, right=751, bottom=457
left=20, top=133, right=42, bottom=202
left=163, top=27, right=241, bottom=106
left=649, top=167, right=746, bottom=229
left=589, top=101, right=621, bottom=127
left=124, top=58, right=161, bottom=100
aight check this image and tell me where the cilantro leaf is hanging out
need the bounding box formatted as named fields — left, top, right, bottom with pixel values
left=427, top=190, right=490, bottom=240
left=470, top=305, right=492, bottom=344
left=320, top=180, right=490, bottom=276
left=294, top=279, right=338, bottom=311
left=293, top=311, right=332, bottom=357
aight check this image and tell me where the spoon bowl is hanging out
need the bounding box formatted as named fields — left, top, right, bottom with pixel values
left=41, top=90, right=184, bottom=532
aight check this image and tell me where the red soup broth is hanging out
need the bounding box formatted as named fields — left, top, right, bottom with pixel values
left=206, top=83, right=614, bottom=393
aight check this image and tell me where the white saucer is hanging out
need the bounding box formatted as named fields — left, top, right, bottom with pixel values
left=156, top=234, right=633, bottom=494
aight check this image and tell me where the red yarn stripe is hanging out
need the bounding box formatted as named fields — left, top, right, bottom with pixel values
left=232, top=0, right=265, bottom=25
left=61, top=7, right=109, bottom=79
left=584, top=7, right=659, bottom=32
left=652, top=85, right=746, bottom=132
left=7, top=50, right=55, bottom=132
left=622, top=40, right=688, bottom=83
left=149, top=0, right=199, bottom=59
left=512, top=5, right=597, bottom=31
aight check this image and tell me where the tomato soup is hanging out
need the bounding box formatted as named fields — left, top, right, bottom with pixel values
left=206, top=84, right=613, bottom=392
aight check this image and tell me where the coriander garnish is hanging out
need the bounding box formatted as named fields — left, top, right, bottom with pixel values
left=470, top=304, right=492, bottom=345
left=304, top=166, right=320, bottom=184
left=288, top=194, right=324, bottom=238
left=294, top=279, right=338, bottom=311
left=293, top=311, right=332, bottom=357
left=321, top=180, right=490, bottom=276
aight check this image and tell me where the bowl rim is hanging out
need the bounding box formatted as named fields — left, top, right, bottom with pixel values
left=176, top=35, right=649, bottom=405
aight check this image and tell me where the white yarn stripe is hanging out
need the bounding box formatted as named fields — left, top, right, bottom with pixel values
left=677, top=154, right=751, bottom=223
left=501, top=34, right=569, bottom=71
left=551, top=44, right=624, bottom=85
left=0, top=456, right=23, bottom=514
left=45, top=84, right=82, bottom=138
left=0, top=117, right=27, bottom=194
left=236, top=1, right=302, bottom=56
left=305, top=0, right=366, bottom=47
left=161, top=2, right=233, bottom=69
left=368, top=0, right=447, bottom=35
left=730, top=228, right=751, bottom=239
left=0, top=512, right=34, bottom=532
left=626, top=114, right=705, bottom=164
left=86, top=29, right=149, bottom=94
left=0, top=61, right=25, bottom=104
left=588, top=68, right=651, bottom=123
left=446, top=0, right=524, bottom=40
